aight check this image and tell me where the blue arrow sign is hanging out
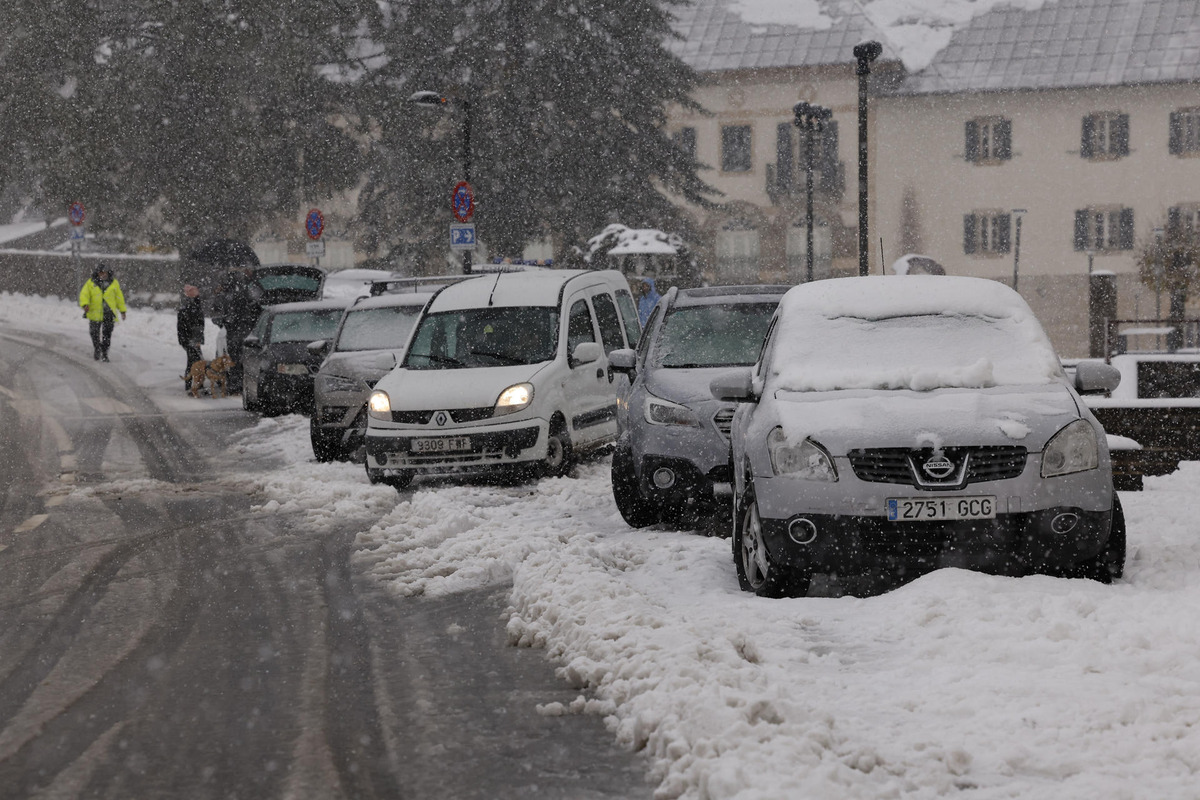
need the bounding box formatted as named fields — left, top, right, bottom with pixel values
left=450, top=223, right=476, bottom=250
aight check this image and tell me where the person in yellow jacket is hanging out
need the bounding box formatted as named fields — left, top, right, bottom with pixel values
left=79, top=263, right=127, bottom=361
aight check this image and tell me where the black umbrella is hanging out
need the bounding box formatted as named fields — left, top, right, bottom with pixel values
left=182, top=239, right=261, bottom=293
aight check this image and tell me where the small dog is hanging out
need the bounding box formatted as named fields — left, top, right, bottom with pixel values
left=183, top=354, right=235, bottom=398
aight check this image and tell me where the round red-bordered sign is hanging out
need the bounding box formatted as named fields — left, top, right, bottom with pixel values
left=305, top=208, right=325, bottom=240
left=452, top=182, right=474, bottom=223
left=69, top=201, right=86, bottom=226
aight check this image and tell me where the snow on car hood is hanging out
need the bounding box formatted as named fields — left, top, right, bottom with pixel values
left=770, top=383, right=1082, bottom=453
left=323, top=349, right=404, bottom=381
left=646, top=366, right=744, bottom=406
left=374, top=363, right=548, bottom=410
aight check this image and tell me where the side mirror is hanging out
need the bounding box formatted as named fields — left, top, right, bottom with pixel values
left=711, top=368, right=757, bottom=403
left=1074, top=360, right=1121, bottom=394
left=608, top=348, right=636, bottom=376
left=572, top=341, right=602, bottom=366
left=373, top=353, right=397, bottom=371
left=306, top=339, right=329, bottom=357
left=242, top=335, right=262, bottom=349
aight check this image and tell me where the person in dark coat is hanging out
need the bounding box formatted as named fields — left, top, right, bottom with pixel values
left=177, top=284, right=205, bottom=392
left=213, top=266, right=262, bottom=393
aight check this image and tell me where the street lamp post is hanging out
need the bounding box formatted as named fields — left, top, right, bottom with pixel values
left=793, top=101, right=832, bottom=283
left=410, top=90, right=474, bottom=275
left=1011, top=208, right=1026, bottom=293
left=853, top=40, right=881, bottom=277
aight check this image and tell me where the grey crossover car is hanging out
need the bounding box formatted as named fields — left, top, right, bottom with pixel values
left=309, top=286, right=450, bottom=462
left=241, top=299, right=350, bottom=416
left=713, top=276, right=1126, bottom=597
left=609, top=285, right=788, bottom=527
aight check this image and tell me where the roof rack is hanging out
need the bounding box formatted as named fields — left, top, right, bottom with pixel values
left=368, top=274, right=473, bottom=296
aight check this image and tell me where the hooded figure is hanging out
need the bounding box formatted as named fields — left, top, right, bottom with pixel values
left=177, top=283, right=206, bottom=388
left=79, top=264, right=127, bottom=361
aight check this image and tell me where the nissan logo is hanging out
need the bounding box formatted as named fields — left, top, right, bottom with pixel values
left=922, top=455, right=955, bottom=479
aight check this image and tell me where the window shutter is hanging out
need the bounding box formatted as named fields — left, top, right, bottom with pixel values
left=995, top=119, right=1012, bottom=160
left=1113, top=114, right=1130, bottom=156
left=1081, top=115, right=1095, bottom=159
left=1169, top=111, right=1183, bottom=155
left=965, top=120, right=979, bottom=162
left=819, top=121, right=840, bottom=193
left=678, top=127, right=696, bottom=160
left=1074, top=210, right=1089, bottom=251
left=1168, top=206, right=1182, bottom=236
left=963, top=214, right=977, bottom=254
left=776, top=123, right=793, bottom=190
left=1118, top=208, right=1135, bottom=250
left=996, top=214, right=1012, bottom=253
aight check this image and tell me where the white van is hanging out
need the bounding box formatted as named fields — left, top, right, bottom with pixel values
left=364, top=269, right=642, bottom=488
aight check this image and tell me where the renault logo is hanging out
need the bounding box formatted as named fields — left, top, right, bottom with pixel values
left=922, top=455, right=955, bottom=479
left=435, top=411, right=448, bottom=426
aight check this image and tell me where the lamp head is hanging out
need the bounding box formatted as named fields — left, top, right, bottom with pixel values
left=409, top=91, right=448, bottom=108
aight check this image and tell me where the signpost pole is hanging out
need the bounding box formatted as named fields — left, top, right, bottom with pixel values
left=305, top=208, right=325, bottom=267
left=69, top=201, right=86, bottom=293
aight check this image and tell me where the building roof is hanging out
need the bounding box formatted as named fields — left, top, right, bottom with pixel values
left=670, top=0, right=1200, bottom=93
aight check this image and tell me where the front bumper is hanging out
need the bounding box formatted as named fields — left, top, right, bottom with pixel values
left=253, top=373, right=315, bottom=411
left=365, top=417, right=548, bottom=476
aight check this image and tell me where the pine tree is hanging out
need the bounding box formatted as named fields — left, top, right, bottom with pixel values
left=357, top=0, right=714, bottom=266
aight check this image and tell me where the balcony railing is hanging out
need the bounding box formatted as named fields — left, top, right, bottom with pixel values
left=766, top=162, right=846, bottom=204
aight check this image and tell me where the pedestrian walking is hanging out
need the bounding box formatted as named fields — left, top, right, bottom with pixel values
left=177, top=283, right=205, bottom=392
left=213, top=265, right=262, bottom=393
left=79, top=264, right=126, bottom=361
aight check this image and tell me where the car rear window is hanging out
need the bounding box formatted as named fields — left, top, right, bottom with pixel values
left=654, top=303, right=778, bottom=368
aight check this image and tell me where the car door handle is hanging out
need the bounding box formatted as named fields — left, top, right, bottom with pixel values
left=596, top=368, right=605, bottom=380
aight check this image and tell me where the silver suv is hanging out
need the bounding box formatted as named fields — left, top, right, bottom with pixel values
left=309, top=278, right=465, bottom=461
left=609, top=285, right=788, bottom=527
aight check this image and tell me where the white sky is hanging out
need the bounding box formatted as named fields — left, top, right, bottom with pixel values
left=3, top=290, right=1199, bottom=799
left=728, top=0, right=1049, bottom=72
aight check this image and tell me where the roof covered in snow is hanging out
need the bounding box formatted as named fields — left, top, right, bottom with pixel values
left=670, top=0, right=1200, bottom=92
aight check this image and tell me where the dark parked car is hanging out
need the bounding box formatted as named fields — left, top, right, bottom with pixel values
left=241, top=299, right=350, bottom=416
left=608, top=285, right=788, bottom=527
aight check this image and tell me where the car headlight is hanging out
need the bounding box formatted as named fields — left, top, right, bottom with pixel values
left=320, top=374, right=361, bottom=393
left=644, top=395, right=701, bottom=427
left=368, top=390, right=392, bottom=421
left=494, top=383, right=533, bottom=416
left=1041, top=419, right=1099, bottom=477
left=767, top=427, right=838, bottom=481
left=277, top=363, right=309, bottom=375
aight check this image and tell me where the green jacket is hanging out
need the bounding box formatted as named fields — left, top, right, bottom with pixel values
left=79, top=278, right=127, bottom=322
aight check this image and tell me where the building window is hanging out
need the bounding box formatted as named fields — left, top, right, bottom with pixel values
left=786, top=222, right=833, bottom=280
left=1169, top=109, right=1200, bottom=155
left=1074, top=207, right=1134, bottom=251
left=1168, top=205, right=1200, bottom=237
left=721, top=125, right=752, bottom=172
left=963, top=211, right=1011, bottom=255
left=672, top=127, right=696, bottom=160
left=1081, top=112, right=1129, bottom=159
left=965, top=117, right=1012, bottom=163
left=716, top=222, right=760, bottom=280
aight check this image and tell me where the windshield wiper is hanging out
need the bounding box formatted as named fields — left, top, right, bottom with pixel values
left=469, top=349, right=525, bottom=365
left=420, top=353, right=467, bottom=368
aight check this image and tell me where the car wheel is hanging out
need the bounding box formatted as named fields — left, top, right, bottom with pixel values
left=241, top=384, right=261, bottom=413
left=611, top=445, right=659, bottom=528
left=1082, top=493, right=1127, bottom=583
left=543, top=417, right=573, bottom=478
left=366, top=466, right=413, bottom=491
left=310, top=418, right=341, bottom=463
left=733, top=491, right=807, bottom=597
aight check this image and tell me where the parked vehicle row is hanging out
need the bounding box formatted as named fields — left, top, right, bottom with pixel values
left=230, top=265, right=1128, bottom=600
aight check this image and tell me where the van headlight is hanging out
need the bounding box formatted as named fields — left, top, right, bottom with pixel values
left=368, top=390, right=392, bottom=421
left=645, top=395, right=700, bottom=427
left=494, top=383, right=533, bottom=416
left=1041, top=419, right=1099, bottom=477
left=767, top=427, right=838, bottom=481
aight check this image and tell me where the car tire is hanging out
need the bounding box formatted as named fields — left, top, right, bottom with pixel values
left=241, top=385, right=262, bottom=413
left=543, top=417, right=573, bottom=478
left=611, top=445, right=659, bottom=528
left=1082, top=493, right=1127, bottom=583
left=733, top=490, right=808, bottom=598
left=310, top=418, right=342, bottom=463
left=366, top=466, right=413, bottom=491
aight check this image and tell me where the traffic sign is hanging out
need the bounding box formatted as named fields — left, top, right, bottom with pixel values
left=305, top=208, right=325, bottom=240
left=306, top=240, right=326, bottom=257
left=450, top=223, right=476, bottom=251
left=69, top=201, right=86, bottom=226
left=452, top=182, right=474, bottom=223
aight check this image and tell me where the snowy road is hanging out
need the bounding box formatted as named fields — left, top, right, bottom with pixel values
left=4, top=293, right=1200, bottom=799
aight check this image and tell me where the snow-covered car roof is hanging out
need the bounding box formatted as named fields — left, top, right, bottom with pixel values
left=347, top=292, right=434, bottom=311
left=772, top=276, right=1064, bottom=392
left=671, top=285, right=790, bottom=308
left=263, top=298, right=353, bottom=315
left=427, top=269, right=614, bottom=311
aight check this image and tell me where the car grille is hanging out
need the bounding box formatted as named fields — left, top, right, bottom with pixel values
left=712, top=408, right=735, bottom=441
left=390, top=408, right=495, bottom=425
left=847, top=446, right=1027, bottom=488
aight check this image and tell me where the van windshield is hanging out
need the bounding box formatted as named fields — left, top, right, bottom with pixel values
left=403, top=307, right=559, bottom=369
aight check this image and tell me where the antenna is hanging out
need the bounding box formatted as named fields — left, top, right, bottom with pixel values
left=879, top=237, right=885, bottom=274
left=487, top=271, right=501, bottom=306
